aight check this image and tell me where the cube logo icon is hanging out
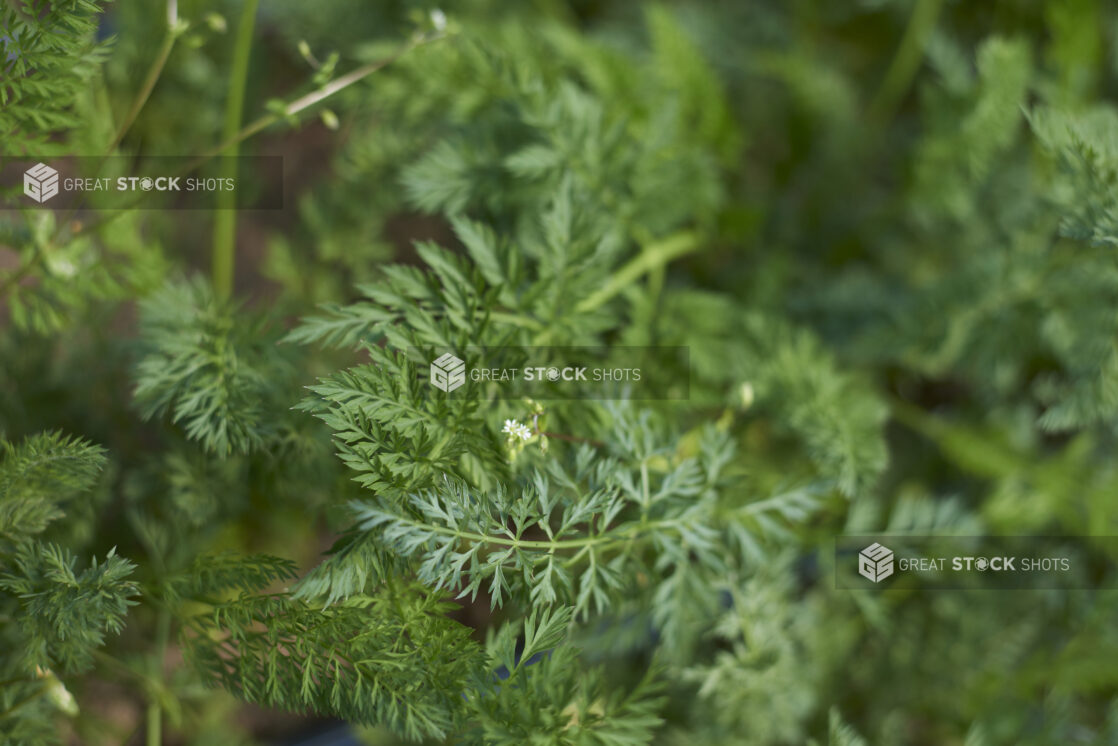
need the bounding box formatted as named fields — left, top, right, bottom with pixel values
left=858, top=542, right=894, bottom=583
left=430, top=352, right=466, bottom=392
left=24, top=163, right=60, bottom=203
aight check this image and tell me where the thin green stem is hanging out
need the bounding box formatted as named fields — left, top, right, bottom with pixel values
left=574, top=231, right=699, bottom=315
left=867, top=0, right=944, bottom=125
left=211, top=0, right=259, bottom=298
left=199, top=30, right=442, bottom=163
left=144, top=694, right=160, bottom=743
left=525, top=231, right=699, bottom=346
left=145, top=607, right=171, bottom=746
left=382, top=511, right=681, bottom=553
left=105, top=29, right=178, bottom=157
left=381, top=483, right=818, bottom=558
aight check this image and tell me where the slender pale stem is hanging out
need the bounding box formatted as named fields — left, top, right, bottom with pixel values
left=145, top=607, right=171, bottom=746
left=105, top=30, right=178, bottom=157
left=525, top=231, right=699, bottom=346
left=867, top=0, right=944, bottom=124
left=369, top=484, right=819, bottom=560
left=380, top=511, right=677, bottom=552
left=574, top=232, right=699, bottom=315
left=211, top=0, right=259, bottom=298
left=199, top=31, right=440, bottom=162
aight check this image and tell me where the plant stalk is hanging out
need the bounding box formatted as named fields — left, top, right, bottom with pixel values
left=868, top=0, right=944, bottom=124
left=105, top=29, right=177, bottom=157
left=574, top=232, right=699, bottom=315
left=212, top=0, right=259, bottom=298
left=199, top=30, right=439, bottom=162
left=145, top=606, right=170, bottom=746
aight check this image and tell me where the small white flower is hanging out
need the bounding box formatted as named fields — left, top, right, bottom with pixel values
left=430, top=9, right=447, bottom=32
left=502, top=419, right=532, bottom=441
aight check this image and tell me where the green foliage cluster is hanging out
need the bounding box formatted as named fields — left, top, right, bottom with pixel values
left=0, top=433, right=137, bottom=743
left=133, top=279, right=296, bottom=457
left=3, top=0, right=1118, bottom=745
left=0, top=0, right=110, bottom=153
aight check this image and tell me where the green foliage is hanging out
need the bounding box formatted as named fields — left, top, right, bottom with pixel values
left=0, top=431, right=105, bottom=538
left=1028, top=104, right=1118, bottom=248
left=6, top=0, right=1118, bottom=744
left=822, top=710, right=868, bottom=746
left=298, top=345, right=508, bottom=498
left=349, top=426, right=728, bottom=616
left=0, top=543, right=137, bottom=673
left=133, top=278, right=295, bottom=456
left=675, top=567, right=854, bottom=745
left=167, top=551, right=296, bottom=600
left=470, top=608, right=665, bottom=746
left=0, top=210, right=167, bottom=336
left=912, top=36, right=1031, bottom=222
left=0, top=432, right=137, bottom=744
left=0, top=0, right=111, bottom=153
left=184, top=581, right=485, bottom=741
